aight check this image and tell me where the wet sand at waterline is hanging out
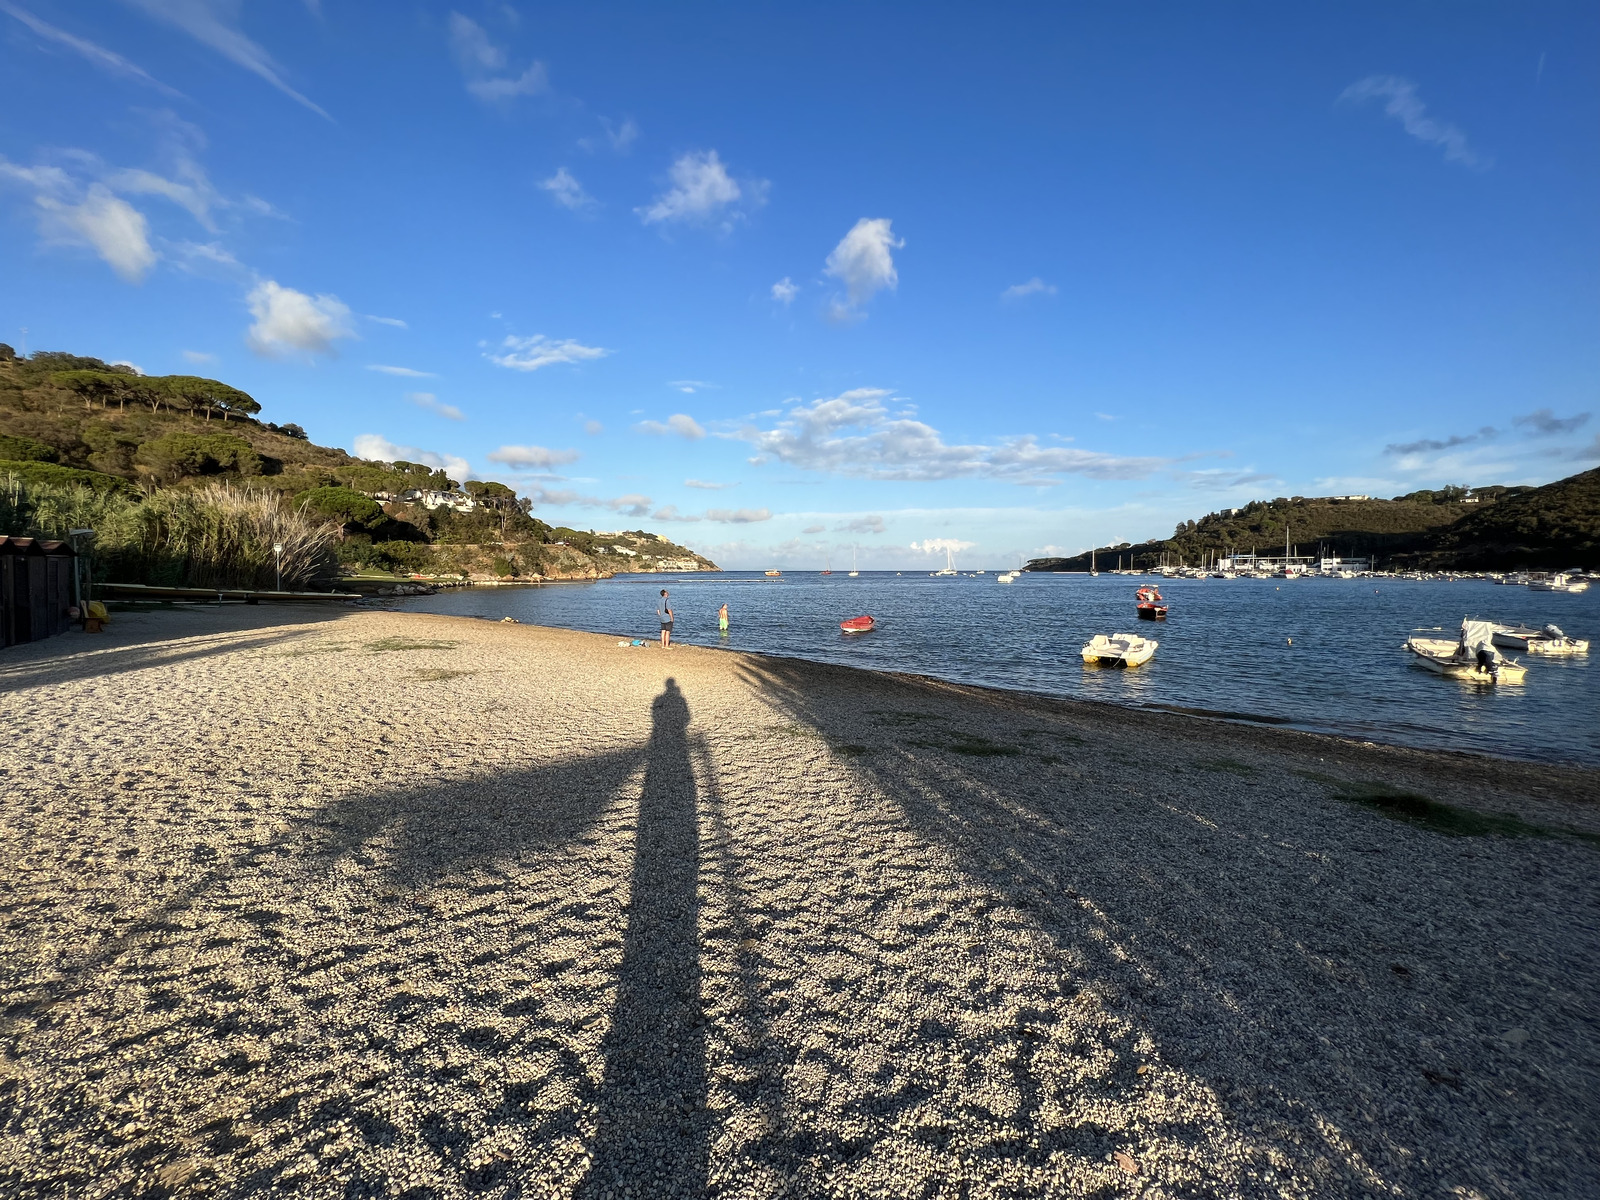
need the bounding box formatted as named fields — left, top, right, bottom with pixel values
left=2, top=607, right=1597, bottom=1199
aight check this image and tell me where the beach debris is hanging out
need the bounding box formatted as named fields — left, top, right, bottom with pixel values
left=501, top=616, right=519, bottom=623
left=1136, top=1064, right=1152, bottom=1075
left=1113, top=1150, right=1140, bottom=1174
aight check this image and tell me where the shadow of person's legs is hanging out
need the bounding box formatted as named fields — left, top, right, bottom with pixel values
left=581, top=678, right=708, bottom=1197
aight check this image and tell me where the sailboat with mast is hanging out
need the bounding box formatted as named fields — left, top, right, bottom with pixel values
left=933, top=545, right=958, bottom=576
left=1090, top=547, right=1098, bottom=577
left=848, top=545, right=859, bottom=577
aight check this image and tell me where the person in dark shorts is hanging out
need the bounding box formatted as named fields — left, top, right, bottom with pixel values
left=657, top=589, right=674, bottom=649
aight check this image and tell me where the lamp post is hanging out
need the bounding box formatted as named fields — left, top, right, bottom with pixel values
left=273, top=542, right=284, bottom=593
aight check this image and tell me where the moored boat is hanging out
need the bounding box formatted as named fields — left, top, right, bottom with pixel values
left=1405, top=619, right=1527, bottom=682
left=1081, top=632, right=1158, bottom=667
left=765, top=569, right=782, bottom=577
left=1491, top=623, right=1589, bottom=655
left=840, top=615, right=875, bottom=634
left=1135, top=584, right=1167, bottom=619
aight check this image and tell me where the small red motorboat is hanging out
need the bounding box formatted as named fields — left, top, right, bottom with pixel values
left=840, top=615, right=876, bottom=634
left=1135, top=585, right=1168, bottom=619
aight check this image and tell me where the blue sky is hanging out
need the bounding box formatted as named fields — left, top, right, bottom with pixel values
left=2, top=2, right=1596, bottom=569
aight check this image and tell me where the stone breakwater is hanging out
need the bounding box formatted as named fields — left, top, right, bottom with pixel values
left=1, top=607, right=1597, bottom=1198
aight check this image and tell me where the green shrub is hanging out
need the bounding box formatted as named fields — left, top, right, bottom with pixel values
left=297, top=485, right=385, bottom=531
left=372, top=540, right=435, bottom=573
left=0, top=435, right=59, bottom=463
left=0, top=460, right=134, bottom=493
left=135, top=432, right=262, bottom=482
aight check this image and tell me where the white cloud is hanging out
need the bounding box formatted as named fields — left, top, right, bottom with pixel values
left=824, top=218, right=902, bottom=313
left=488, top=334, right=609, bottom=372
left=181, top=349, right=216, bottom=364
left=246, top=279, right=354, bottom=357
left=366, top=314, right=407, bottom=328
left=1339, top=76, right=1486, bottom=168
left=366, top=364, right=434, bottom=377
left=669, top=380, right=712, bottom=394
left=1002, top=277, right=1057, bottom=300
left=771, top=276, right=799, bottom=304
left=685, top=479, right=733, bottom=490
left=636, top=413, right=706, bottom=439
left=353, top=433, right=470, bottom=482
left=802, top=524, right=826, bottom=535
left=125, top=0, right=329, bottom=118
left=485, top=444, right=581, bottom=469
left=524, top=487, right=652, bottom=518
left=449, top=12, right=547, bottom=102
left=650, top=505, right=698, bottom=523
left=409, top=392, right=464, bottom=421
left=36, top=185, right=156, bottom=282
left=835, top=514, right=885, bottom=534
left=637, top=150, right=765, bottom=227
left=107, top=161, right=222, bottom=231
left=738, top=390, right=1167, bottom=483
left=1, top=2, right=181, bottom=96
left=603, top=117, right=637, bottom=151
left=705, top=508, right=771, bottom=524
left=910, top=538, right=975, bottom=555
left=540, top=167, right=595, bottom=211
left=583, top=419, right=604, bottom=435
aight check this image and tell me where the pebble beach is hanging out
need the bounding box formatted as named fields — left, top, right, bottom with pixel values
left=2, top=605, right=1597, bottom=1198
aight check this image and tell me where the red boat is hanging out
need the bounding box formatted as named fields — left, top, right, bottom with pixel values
left=1135, top=585, right=1168, bottom=619
left=840, top=615, right=876, bottom=634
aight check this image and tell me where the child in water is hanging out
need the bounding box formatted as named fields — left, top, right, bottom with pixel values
left=718, top=602, right=729, bottom=635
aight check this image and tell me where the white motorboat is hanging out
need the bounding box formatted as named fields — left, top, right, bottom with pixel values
left=1491, top=623, right=1589, bottom=655
left=1405, top=620, right=1527, bottom=683
left=997, top=570, right=1018, bottom=584
left=1528, top=573, right=1589, bottom=593
left=1081, top=632, right=1158, bottom=667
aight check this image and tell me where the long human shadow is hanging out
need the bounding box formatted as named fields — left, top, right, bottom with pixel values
left=578, top=678, right=709, bottom=1199
left=732, top=656, right=1600, bottom=1196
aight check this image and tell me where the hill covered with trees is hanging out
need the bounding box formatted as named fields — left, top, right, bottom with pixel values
left=0, top=345, right=717, bottom=583
left=1026, top=472, right=1597, bottom=572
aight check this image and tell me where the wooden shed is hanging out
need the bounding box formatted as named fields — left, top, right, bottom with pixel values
left=0, top=536, right=77, bottom=647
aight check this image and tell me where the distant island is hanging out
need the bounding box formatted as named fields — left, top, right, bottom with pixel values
left=1026, top=471, right=1598, bottom=573
left=0, top=345, right=718, bottom=589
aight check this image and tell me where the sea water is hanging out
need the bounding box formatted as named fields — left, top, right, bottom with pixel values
left=401, top=572, right=1600, bottom=765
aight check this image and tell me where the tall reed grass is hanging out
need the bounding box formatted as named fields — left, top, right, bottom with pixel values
left=1, top=474, right=342, bottom=590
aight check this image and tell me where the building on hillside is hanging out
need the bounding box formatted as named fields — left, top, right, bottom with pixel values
left=654, top=558, right=705, bottom=572
left=399, top=488, right=476, bottom=512
left=1329, top=495, right=1371, bottom=503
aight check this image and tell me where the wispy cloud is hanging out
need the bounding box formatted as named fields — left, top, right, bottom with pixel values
left=2, top=2, right=181, bottom=95
left=488, top=334, right=609, bottom=372
left=448, top=11, right=547, bottom=102
left=637, top=150, right=766, bottom=228
left=1001, top=277, right=1057, bottom=301
left=582, top=419, right=603, bottom=435
left=409, top=392, right=464, bottom=421
left=706, top=508, right=770, bottom=524
left=181, top=349, right=216, bottom=364
left=1384, top=426, right=1497, bottom=455
left=771, top=276, right=798, bottom=305
left=1339, top=75, right=1486, bottom=168
left=685, top=479, right=734, bottom=490
left=1514, top=408, right=1590, bottom=436
left=353, top=433, right=470, bottom=482
left=486, top=444, right=580, bottom=469
left=738, top=389, right=1166, bottom=483
left=668, top=380, right=715, bottom=394
left=366, top=314, right=407, bottom=328
left=540, top=167, right=595, bottom=211
left=523, top=486, right=652, bottom=518
left=124, top=0, right=329, bottom=119
left=246, top=280, right=354, bottom=357
left=35, top=184, right=156, bottom=282
left=636, top=413, right=706, bottom=439
left=825, top=218, right=902, bottom=319
left=367, top=364, right=434, bottom=378
left=835, top=514, right=885, bottom=534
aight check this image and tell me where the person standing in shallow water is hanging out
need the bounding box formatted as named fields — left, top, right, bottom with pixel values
left=717, top=602, right=729, bottom=635
left=657, top=588, right=674, bottom=649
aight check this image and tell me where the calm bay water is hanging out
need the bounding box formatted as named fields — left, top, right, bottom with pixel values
left=402, top=571, right=1600, bottom=765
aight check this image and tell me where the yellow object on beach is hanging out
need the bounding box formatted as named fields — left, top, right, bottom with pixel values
left=86, top=601, right=108, bottom=621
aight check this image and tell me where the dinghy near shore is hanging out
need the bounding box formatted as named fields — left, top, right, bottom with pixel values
left=1406, top=619, right=1527, bottom=683
left=1081, top=632, right=1158, bottom=667
left=840, top=615, right=876, bottom=634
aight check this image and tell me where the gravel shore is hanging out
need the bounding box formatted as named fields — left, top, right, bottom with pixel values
left=2, top=606, right=1597, bottom=1199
